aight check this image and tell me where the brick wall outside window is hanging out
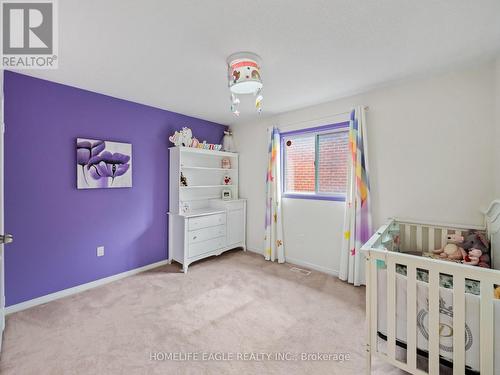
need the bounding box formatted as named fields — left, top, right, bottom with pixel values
left=283, top=129, right=349, bottom=196
left=284, top=135, right=315, bottom=192
left=318, top=132, right=349, bottom=194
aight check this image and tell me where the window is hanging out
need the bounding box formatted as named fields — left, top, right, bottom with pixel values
left=281, top=122, right=349, bottom=201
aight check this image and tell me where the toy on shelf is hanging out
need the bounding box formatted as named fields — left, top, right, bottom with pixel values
left=223, top=175, right=232, bottom=185
left=196, top=141, right=222, bottom=151
left=169, top=127, right=193, bottom=147
left=222, top=129, right=235, bottom=152
left=180, top=172, right=188, bottom=187
left=190, top=138, right=200, bottom=148
left=169, top=127, right=224, bottom=152
left=221, top=158, right=231, bottom=169
left=222, top=189, right=232, bottom=200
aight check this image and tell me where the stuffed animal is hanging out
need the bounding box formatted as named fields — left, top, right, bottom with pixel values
left=169, top=127, right=193, bottom=147
left=495, top=286, right=500, bottom=299
left=462, top=248, right=482, bottom=266
left=433, top=243, right=464, bottom=260
left=460, top=232, right=488, bottom=252
left=459, top=232, right=490, bottom=267
left=168, top=131, right=181, bottom=146
left=447, top=233, right=464, bottom=243
left=179, top=127, right=192, bottom=147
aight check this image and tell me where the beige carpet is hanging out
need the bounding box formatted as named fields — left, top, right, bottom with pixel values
left=1, top=250, right=417, bottom=374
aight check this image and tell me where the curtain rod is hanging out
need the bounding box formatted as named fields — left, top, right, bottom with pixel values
left=271, top=106, right=369, bottom=132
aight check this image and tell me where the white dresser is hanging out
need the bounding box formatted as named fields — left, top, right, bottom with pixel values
left=167, top=147, right=246, bottom=273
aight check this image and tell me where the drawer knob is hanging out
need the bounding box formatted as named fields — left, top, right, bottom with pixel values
left=193, top=236, right=197, bottom=239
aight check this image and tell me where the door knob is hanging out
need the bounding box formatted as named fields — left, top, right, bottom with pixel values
left=0, top=233, right=13, bottom=244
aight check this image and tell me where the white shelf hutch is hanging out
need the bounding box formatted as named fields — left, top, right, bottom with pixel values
left=168, top=147, right=246, bottom=272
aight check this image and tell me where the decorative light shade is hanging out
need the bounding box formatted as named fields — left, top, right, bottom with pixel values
left=227, top=52, right=263, bottom=116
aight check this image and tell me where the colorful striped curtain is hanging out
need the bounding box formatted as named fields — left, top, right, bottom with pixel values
left=264, top=127, right=285, bottom=263
left=339, top=106, right=372, bottom=286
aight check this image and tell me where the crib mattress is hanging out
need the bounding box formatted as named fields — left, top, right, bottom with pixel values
left=377, top=267, right=500, bottom=373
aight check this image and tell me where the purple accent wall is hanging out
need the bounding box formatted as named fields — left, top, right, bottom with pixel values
left=3, top=71, right=226, bottom=306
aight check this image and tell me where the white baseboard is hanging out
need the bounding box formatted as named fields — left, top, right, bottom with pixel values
left=245, top=247, right=264, bottom=255
left=6, top=259, right=170, bottom=315
left=245, top=247, right=339, bottom=277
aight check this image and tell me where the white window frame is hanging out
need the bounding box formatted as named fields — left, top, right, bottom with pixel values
left=281, top=124, right=349, bottom=201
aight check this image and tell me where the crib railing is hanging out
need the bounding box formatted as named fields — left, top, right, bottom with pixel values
left=362, top=219, right=499, bottom=375
left=398, top=221, right=472, bottom=253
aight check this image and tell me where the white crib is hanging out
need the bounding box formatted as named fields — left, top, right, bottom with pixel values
left=362, top=201, right=500, bottom=375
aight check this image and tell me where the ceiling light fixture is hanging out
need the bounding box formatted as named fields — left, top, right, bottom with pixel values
left=227, top=52, right=263, bottom=116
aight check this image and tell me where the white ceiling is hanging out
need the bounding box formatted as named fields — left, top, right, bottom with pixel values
left=19, top=0, right=500, bottom=125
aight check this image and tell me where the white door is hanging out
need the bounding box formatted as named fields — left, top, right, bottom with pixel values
left=0, top=73, right=13, bottom=352
left=227, top=209, right=244, bottom=246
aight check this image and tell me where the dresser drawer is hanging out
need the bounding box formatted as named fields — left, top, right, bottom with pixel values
left=188, top=236, right=226, bottom=258
left=188, top=213, right=226, bottom=231
left=188, top=225, right=226, bottom=244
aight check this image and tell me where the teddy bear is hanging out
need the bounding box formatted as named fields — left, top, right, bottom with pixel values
left=432, top=243, right=464, bottom=260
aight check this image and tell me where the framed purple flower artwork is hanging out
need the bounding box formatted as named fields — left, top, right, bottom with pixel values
left=76, top=138, right=132, bottom=189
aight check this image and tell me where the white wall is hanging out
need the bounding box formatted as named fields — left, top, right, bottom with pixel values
left=233, top=61, right=496, bottom=275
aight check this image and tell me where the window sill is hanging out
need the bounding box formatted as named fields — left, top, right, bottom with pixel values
left=282, top=193, right=346, bottom=202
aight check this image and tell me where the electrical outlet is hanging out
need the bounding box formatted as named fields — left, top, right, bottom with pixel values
left=97, top=246, right=105, bottom=257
